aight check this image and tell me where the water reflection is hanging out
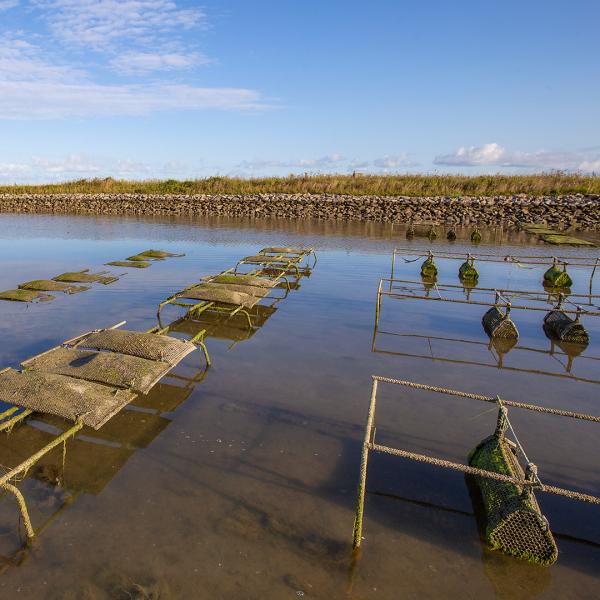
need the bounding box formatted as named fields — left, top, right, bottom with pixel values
left=0, top=214, right=598, bottom=598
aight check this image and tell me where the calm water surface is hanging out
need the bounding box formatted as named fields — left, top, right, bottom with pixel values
left=0, top=214, right=598, bottom=599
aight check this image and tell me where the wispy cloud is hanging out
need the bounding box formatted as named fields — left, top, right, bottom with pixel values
left=235, top=153, right=418, bottom=174
left=434, top=142, right=600, bottom=172
left=237, top=154, right=346, bottom=172
left=0, top=0, right=19, bottom=10
left=0, top=35, right=266, bottom=118
left=110, top=51, right=211, bottom=75
left=350, top=152, right=418, bottom=172
left=32, top=0, right=205, bottom=48
left=0, top=154, right=204, bottom=182
left=0, top=81, right=266, bottom=119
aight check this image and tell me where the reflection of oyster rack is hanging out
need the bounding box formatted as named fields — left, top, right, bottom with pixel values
left=372, top=329, right=600, bottom=383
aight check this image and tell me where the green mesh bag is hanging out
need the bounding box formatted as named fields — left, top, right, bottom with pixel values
left=471, top=229, right=482, bottom=243
left=543, top=260, right=573, bottom=288
left=459, top=257, right=479, bottom=283
left=420, top=255, right=438, bottom=279
left=468, top=407, right=558, bottom=565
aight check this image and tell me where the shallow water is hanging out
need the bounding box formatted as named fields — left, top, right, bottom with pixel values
left=0, top=214, right=598, bottom=599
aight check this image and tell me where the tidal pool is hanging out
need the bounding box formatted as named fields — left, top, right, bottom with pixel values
left=0, top=214, right=598, bottom=599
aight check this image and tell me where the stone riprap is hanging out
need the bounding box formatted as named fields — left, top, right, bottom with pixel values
left=0, top=193, right=598, bottom=229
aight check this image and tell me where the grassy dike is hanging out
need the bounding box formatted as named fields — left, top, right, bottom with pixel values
left=1, top=173, right=599, bottom=197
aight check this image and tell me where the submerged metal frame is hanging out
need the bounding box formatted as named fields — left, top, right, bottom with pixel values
left=0, top=245, right=317, bottom=552
left=234, top=247, right=316, bottom=277
left=258, top=246, right=318, bottom=269
left=0, top=320, right=203, bottom=539
left=352, top=376, right=600, bottom=550
left=0, top=395, right=83, bottom=540
left=157, top=262, right=299, bottom=339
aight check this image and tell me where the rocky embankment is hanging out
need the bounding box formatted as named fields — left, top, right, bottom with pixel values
left=0, top=193, right=598, bottom=229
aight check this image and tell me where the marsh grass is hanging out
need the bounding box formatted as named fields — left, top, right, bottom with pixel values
left=1, top=173, right=599, bottom=196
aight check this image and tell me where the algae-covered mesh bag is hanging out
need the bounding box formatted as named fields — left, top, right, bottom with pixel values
left=543, top=259, right=573, bottom=288
left=420, top=253, right=438, bottom=279
left=459, top=257, right=479, bottom=283
left=471, top=229, right=482, bottom=243
left=468, top=406, right=558, bottom=565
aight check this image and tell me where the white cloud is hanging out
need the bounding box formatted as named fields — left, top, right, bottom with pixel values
left=235, top=153, right=419, bottom=174
left=434, top=143, right=507, bottom=166
left=110, top=51, right=210, bottom=75
left=0, top=81, right=265, bottom=118
left=0, top=162, right=30, bottom=177
left=0, top=154, right=204, bottom=182
left=0, top=35, right=83, bottom=82
left=434, top=142, right=600, bottom=172
left=580, top=159, right=600, bottom=173
left=0, top=37, right=266, bottom=118
left=237, top=154, right=346, bottom=171
left=0, top=0, right=19, bottom=10
left=32, top=0, right=205, bottom=48
left=371, top=154, right=416, bottom=169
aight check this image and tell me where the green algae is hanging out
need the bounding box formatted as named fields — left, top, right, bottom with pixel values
left=459, top=259, right=479, bottom=283
left=469, top=437, right=557, bottom=565
left=127, top=249, right=184, bottom=261
left=420, top=256, right=438, bottom=278
left=106, top=260, right=151, bottom=268
left=0, top=288, right=53, bottom=302
left=543, top=264, right=573, bottom=288
left=53, top=271, right=119, bottom=285
left=18, top=279, right=89, bottom=294
left=540, top=234, right=596, bottom=247
left=471, top=229, right=482, bottom=243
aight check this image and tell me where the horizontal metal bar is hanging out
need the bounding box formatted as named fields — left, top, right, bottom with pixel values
left=370, top=443, right=600, bottom=505
left=371, top=375, right=600, bottom=423
left=382, top=277, right=600, bottom=300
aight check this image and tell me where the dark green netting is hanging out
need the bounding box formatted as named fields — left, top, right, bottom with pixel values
left=482, top=307, right=519, bottom=339
left=543, top=310, right=589, bottom=345
left=468, top=407, right=558, bottom=565
left=459, top=259, right=479, bottom=283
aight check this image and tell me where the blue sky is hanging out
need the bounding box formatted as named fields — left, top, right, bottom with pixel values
left=0, top=0, right=599, bottom=182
